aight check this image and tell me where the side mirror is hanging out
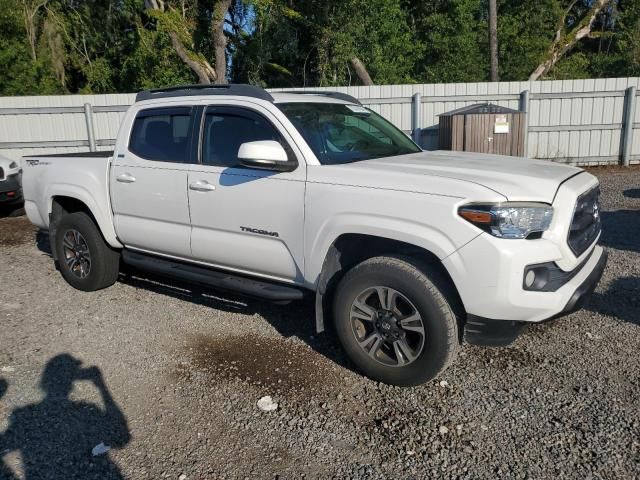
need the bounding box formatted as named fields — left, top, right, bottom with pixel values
left=237, top=140, right=296, bottom=172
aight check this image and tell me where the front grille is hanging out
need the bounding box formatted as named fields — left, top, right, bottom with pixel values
left=568, top=186, right=601, bottom=256
left=0, top=167, right=4, bottom=180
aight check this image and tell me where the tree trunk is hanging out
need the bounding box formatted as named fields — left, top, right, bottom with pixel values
left=144, top=0, right=216, bottom=84
left=212, top=0, right=232, bottom=85
left=349, top=57, right=374, bottom=86
left=22, top=0, right=50, bottom=61
left=488, top=0, right=499, bottom=82
left=169, top=32, right=215, bottom=84
left=529, top=0, right=613, bottom=81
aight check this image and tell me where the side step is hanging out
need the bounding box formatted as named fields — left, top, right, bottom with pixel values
left=122, top=250, right=305, bottom=302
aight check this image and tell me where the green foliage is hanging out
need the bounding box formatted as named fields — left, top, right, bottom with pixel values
left=0, top=0, right=639, bottom=95
left=230, top=0, right=417, bottom=87
left=0, top=0, right=60, bottom=94
left=121, top=23, right=195, bottom=91
left=497, top=0, right=562, bottom=80
left=328, top=0, right=418, bottom=85
left=405, top=0, right=489, bottom=82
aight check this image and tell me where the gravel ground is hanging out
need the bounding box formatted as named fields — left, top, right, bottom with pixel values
left=0, top=167, right=639, bottom=479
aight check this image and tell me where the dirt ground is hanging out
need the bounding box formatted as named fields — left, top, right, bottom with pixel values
left=0, top=167, right=638, bottom=479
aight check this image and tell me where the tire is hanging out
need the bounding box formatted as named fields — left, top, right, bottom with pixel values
left=54, top=212, right=120, bottom=291
left=333, top=255, right=459, bottom=387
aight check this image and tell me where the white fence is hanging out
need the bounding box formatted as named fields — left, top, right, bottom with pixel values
left=1, top=77, right=639, bottom=166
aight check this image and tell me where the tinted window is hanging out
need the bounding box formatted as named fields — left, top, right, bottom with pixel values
left=277, top=103, right=420, bottom=165
left=202, top=110, right=284, bottom=167
left=129, top=107, right=193, bottom=163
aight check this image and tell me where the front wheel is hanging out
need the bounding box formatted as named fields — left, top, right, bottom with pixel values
left=54, top=212, right=120, bottom=291
left=333, top=256, right=459, bottom=386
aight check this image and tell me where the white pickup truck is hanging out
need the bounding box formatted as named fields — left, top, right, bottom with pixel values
left=22, top=84, right=606, bottom=386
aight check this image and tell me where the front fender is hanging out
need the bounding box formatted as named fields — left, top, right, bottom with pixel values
left=305, top=212, right=474, bottom=288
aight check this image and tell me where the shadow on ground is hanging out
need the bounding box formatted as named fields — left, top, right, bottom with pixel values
left=34, top=231, right=353, bottom=390
left=0, top=355, right=129, bottom=480
left=623, top=188, right=640, bottom=199
left=585, top=276, right=640, bottom=326
left=0, top=205, right=24, bottom=219
left=599, top=210, right=640, bottom=253
left=121, top=270, right=353, bottom=391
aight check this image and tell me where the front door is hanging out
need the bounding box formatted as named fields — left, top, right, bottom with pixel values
left=110, top=106, right=198, bottom=258
left=187, top=105, right=306, bottom=282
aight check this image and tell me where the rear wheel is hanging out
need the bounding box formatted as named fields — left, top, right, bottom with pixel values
left=333, top=255, right=459, bottom=386
left=54, top=212, right=120, bottom=291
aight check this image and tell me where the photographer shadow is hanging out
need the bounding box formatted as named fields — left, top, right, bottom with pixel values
left=0, top=355, right=130, bottom=480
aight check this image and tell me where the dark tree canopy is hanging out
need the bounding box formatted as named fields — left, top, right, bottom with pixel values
left=0, top=0, right=637, bottom=95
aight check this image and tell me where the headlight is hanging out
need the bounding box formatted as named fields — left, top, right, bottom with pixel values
left=458, top=203, right=553, bottom=239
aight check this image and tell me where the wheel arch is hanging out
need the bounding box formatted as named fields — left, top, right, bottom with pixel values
left=46, top=184, right=121, bottom=247
left=314, top=233, right=466, bottom=334
left=49, top=194, right=121, bottom=261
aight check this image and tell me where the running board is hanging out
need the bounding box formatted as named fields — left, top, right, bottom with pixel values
left=122, top=250, right=305, bottom=302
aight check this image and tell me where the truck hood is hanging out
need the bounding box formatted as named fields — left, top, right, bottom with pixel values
left=343, top=150, right=582, bottom=202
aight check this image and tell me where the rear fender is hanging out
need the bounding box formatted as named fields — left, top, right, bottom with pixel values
left=45, top=183, right=122, bottom=249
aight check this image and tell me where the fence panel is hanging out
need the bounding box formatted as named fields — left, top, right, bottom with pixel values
left=1, top=79, right=639, bottom=165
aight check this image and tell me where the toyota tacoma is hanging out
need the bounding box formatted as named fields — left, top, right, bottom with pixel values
left=21, top=84, right=606, bottom=386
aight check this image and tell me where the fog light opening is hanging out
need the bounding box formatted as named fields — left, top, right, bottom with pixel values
left=525, top=270, right=536, bottom=288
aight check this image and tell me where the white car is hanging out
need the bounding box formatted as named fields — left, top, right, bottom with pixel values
left=20, top=84, right=606, bottom=386
left=0, top=154, right=22, bottom=208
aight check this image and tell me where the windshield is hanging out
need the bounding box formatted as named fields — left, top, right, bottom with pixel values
left=277, top=102, right=421, bottom=165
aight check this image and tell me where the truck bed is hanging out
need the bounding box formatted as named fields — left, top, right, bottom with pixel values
left=21, top=151, right=118, bottom=247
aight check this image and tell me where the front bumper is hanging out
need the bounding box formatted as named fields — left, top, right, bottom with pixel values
left=0, top=173, right=23, bottom=204
left=464, top=249, right=607, bottom=346
left=444, top=226, right=607, bottom=323
left=561, top=248, right=607, bottom=315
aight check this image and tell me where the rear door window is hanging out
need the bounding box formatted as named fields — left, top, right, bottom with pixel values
left=129, top=107, right=195, bottom=163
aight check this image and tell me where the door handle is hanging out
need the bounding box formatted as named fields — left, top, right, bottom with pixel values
left=189, top=180, right=216, bottom=192
left=116, top=173, right=136, bottom=183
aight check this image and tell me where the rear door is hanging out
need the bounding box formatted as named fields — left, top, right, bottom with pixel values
left=187, top=105, right=306, bottom=282
left=110, top=105, right=199, bottom=257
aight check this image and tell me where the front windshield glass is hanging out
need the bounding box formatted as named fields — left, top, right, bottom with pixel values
left=277, top=102, right=421, bottom=165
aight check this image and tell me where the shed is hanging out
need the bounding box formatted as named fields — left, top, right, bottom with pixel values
left=438, top=103, right=525, bottom=157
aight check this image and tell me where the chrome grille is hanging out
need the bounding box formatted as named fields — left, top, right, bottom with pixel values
left=568, top=186, right=601, bottom=256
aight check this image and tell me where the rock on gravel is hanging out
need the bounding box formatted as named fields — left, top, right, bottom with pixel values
left=257, top=396, right=278, bottom=412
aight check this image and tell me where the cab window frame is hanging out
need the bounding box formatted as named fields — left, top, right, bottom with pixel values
left=128, top=106, right=199, bottom=164
left=198, top=105, right=298, bottom=171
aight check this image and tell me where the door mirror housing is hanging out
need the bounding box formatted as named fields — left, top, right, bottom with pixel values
left=237, top=140, right=296, bottom=172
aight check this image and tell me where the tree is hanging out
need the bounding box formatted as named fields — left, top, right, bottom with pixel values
left=230, top=0, right=416, bottom=87
left=144, top=0, right=216, bottom=83
left=1, top=0, right=639, bottom=95
left=488, top=0, right=498, bottom=81
left=529, top=0, right=615, bottom=80
left=212, top=0, right=232, bottom=84
left=403, top=0, right=488, bottom=82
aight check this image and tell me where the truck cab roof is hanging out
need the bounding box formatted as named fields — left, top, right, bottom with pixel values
left=134, top=84, right=359, bottom=106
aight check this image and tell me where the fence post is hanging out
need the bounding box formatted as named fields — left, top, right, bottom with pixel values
left=83, top=103, right=97, bottom=152
left=621, top=86, right=636, bottom=167
left=411, top=93, right=422, bottom=145
left=519, top=90, right=530, bottom=158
